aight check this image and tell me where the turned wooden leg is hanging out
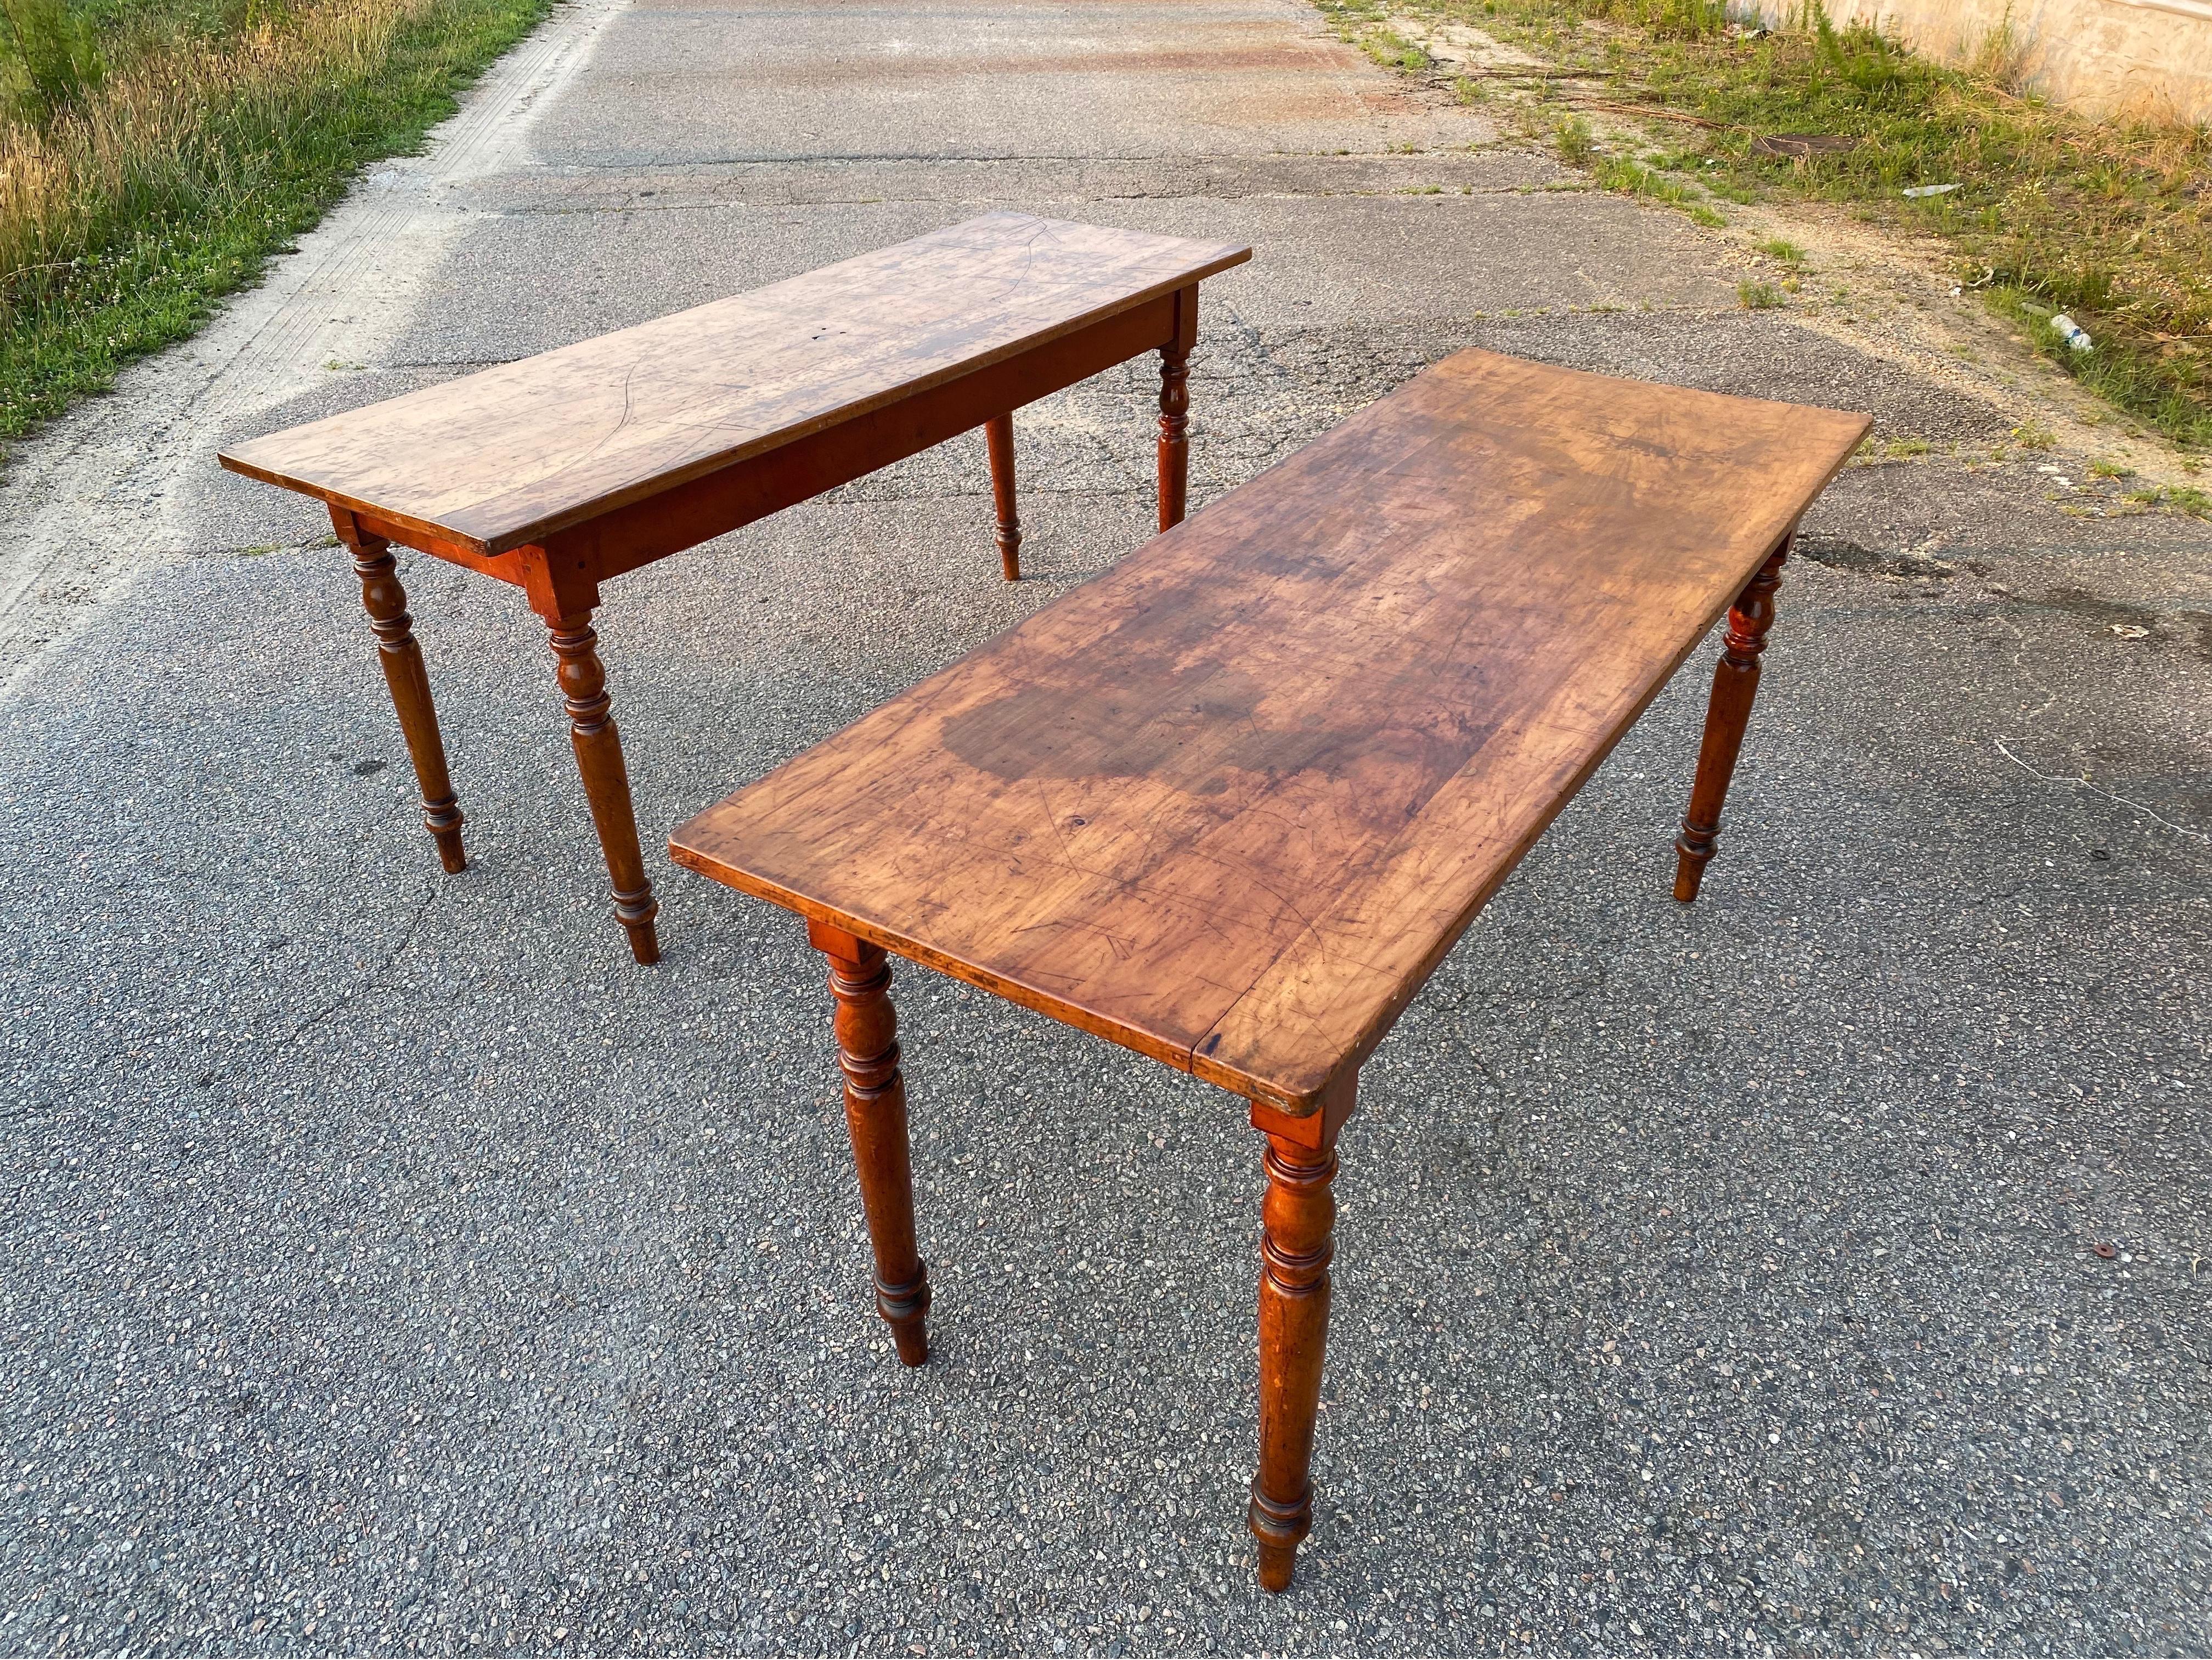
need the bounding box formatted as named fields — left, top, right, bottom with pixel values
left=545, top=610, right=660, bottom=964
left=985, top=412, right=1022, bottom=581
left=1156, top=340, right=1191, bottom=532
left=1674, top=540, right=1789, bottom=902
left=347, top=533, right=466, bottom=874
left=811, top=921, right=930, bottom=1365
left=1249, top=1132, right=1337, bottom=1592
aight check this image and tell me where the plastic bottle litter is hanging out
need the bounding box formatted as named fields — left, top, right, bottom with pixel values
left=1901, top=182, right=1960, bottom=198
left=2050, top=313, right=2094, bottom=353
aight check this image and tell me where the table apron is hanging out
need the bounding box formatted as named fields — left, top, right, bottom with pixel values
left=348, top=515, right=532, bottom=586
left=541, top=291, right=1182, bottom=583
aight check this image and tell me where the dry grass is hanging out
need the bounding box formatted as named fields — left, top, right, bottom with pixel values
left=1323, top=0, right=2212, bottom=447
left=0, top=0, right=549, bottom=443
left=3, top=2, right=412, bottom=306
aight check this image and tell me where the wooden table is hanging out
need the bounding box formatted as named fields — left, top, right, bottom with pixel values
left=671, top=348, right=1867, bottom=1592
left=219, top=212, right=1250, bottom=964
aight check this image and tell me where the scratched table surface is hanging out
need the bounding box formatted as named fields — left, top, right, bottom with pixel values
left=218, top=211, right=1251, bottom=558
left=672, top=348, right=1870, bottom=1114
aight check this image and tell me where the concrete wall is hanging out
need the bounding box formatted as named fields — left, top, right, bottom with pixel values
left=1814, top=0, right=2212, bottom=123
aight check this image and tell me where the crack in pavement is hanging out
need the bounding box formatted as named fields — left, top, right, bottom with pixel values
left=1993, top=738, right=2211, bottom=843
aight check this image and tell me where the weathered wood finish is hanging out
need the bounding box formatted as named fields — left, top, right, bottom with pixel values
left=1673, top=542, right=1789, bottom=901
left=671, top=351, right=1869, bottom=1114
left=338, top=518, right=467, bottom=874
left=671, top=348, right=1866, bottom=1593
left=985, top=413, right=1022, bottom=581
left=811, top=919, right=931, bottom=1366
left=221, top=215, right=1248, bottom=557
left=221, top=214, right=1248, bottom=958
left=545, top=295, right=1177, bottom=585
left=546, top=611, right=660, bottom=965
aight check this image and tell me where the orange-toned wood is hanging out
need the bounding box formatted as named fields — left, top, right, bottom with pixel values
left=672, top=349, right=1867, bottom=1593
left=1248, top=1070, right=1352, bottom=1593
left=1249, top=1076, right=1361, bottom=1154
left=809, top=919, right=930, bottom=1366
left=548, top=293, right=1180, bottom=583
left=352, top=510, right=529, bottom=588
left=219, top=214, right=1249, bottom=559
left=985, top=413, right=1022, bottom=581
left=545, top=610, right=659, bottom=965
left=219, top=214, right=1249, bottom=961
left=1673, top=540, right=1789, bottom=901
left=670, top=349, right=1870, bottom=1115
left=333, top=512, right=466, bottom=874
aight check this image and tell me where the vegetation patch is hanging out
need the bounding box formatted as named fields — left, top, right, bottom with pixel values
left=1553, top=112, right=1595, bottom=162
left=1360, top=26, right=1434, bottom=71
left=1317, top=0, right=2212, bottom=447
left=0, top=0, right=552, bottom=448
left=2123, top=483, right=2212, bottom=518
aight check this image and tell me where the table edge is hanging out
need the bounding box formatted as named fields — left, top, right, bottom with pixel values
left=668, top=376, right=1871, bottom=1116
left=1186, top=430, right=1864, bottom=1108
left=666, top=842, right=1206, bottom=1080
left=216, top=241, right=1254, bottom=560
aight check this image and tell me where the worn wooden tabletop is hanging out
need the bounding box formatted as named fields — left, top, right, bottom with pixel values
left=672, top=349, right=1869, bottom=1113
left=218, top=211, right=1250, bottom=557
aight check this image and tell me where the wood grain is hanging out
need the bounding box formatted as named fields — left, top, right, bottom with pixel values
left=546, top=609, right=660, bottom=965
left=338, top=519, right=466, bottom=874
left=811, top=919, right=931, bottom=1367
left=670, top=349, right=1869, bottom=1113
left=1249, top=1123, right=1340, bottom=1592
left=1674, top=541, right=1788, bottom=901
left=985, top=411, right=1022, bottom=581
left=218, top=212, right=1250, bottom=558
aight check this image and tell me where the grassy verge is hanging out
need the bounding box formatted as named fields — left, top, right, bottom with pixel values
left=0, top=0, right=552, bottom=448
left=1319, top=0, right=2212, bottom=449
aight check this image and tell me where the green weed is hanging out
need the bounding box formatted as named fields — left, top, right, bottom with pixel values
left=2123, top=485, right=2212, bottom=517
left=0, top=0, right=552, bottom=447
left=1362, top=28, right=1434, bottom=71
left=0, top=0, right=103, bottom=120
left=1737, top=279, right=1784, bottom=308
left=1345, top=0, right=2212, bottom=447
left=1595, top=156, right=1691, bottom=201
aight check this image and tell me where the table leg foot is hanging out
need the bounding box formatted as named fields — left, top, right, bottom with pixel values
left=1249, top=1131, right=1336, bottom=1593
left=1674, top=540, right=1788, bottom=902
left=546, top=609, right=660, bottom=964
left=815, top=923, right=930, bottom=1366
left=347, top=533, right=467, bottom=874
left=1248, top=1484, right=1310, bottom=1594
left=615, top=890, right=661, bottom=966
left=985, top=412, right=1022, bottom=581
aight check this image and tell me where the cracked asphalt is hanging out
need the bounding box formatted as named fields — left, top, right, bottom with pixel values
left=2, top=0, right=2209, bottom=1654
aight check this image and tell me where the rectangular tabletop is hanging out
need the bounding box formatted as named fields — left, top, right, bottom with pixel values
left=671, top=349, right=1869, bottom=1113
left=218, top=212, right=1250, bottom=558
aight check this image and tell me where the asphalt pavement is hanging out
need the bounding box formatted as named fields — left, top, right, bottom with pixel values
left=1, top=0, right=2208, bottom=1653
